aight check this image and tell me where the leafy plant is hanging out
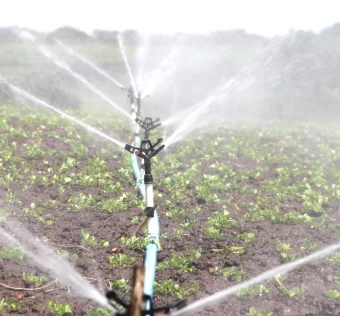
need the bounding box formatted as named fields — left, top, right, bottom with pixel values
left=23, top=272, right=47, bottom=287
left=82, top=229, right=97, bottom=247
left=98, top=197, right=126, bottom=212
left=213, top=267, right=244, bottom=281
left=120, top=236, right=148, bottom=251
left=328, top=290, right=340, bottom=298
left=109, top=279, right=131, bottom=293
left=248, top=307, right=273, bottom=316
left=56, top=250, right=78, bottom=262
left=46, top=300, right=72, bottom=316
left=326, top=253, right=340, bottom=264
left=0, top=245, right=24, bottom=259
left=225, top=246, right=246, bottom=255
left=238, top=232, right=256, bottom=243
left=203, top=226, right=224, bottom=238
left=154, top=280, right=199, bottom=299
left=0, top=298, right=21, bottom=312
left=158, top=254, right=195, bottom=272
left=68, top=193, right=97, bottom=212
left=276, top=240, right=297, bottom=262
left=287, top=287, right=304, bottom=298
left=85, top=307, right=116, bottom=316
left=108, top=254, right=135, bottom=268
left=207, top=210, right=236, bottom=228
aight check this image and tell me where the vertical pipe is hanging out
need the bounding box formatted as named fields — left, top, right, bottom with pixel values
left=145, top=184, right=154, bottom=207
left=144, top=211, right=160, bottom=314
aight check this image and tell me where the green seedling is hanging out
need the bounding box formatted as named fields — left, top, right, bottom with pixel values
left=238, top=232, right=256, bottom=243
left=82, top=229, right=97, bottom=247
left=68, top=193, right=97, bottom=212
left=109, top=279, right=131, bottom=293
left=0, top=298, right=21, bottom=312
left=85, top=307, right=116, bottom=316
left=287, top=287, right=304, bottom=298
left=154, top=280, right=199, bottom=299
left=207, top=210, right=236, bottom=228
left=213, top=267, right=244, bottom=281
left=328, top=290, right=340, bottom=298
left=120, top=236, right=148, bottom=251
left=46, top=300, right=72, bottom=316
left=0, top=245, right=24, bottom=259
left=23, top=272, right=47, bottom=287
left=248, top=307, right=273, bottom=316
left=237, top=284, right=269, bottom=297
left=326, top=253, right=340, bottom=264
left=203, top=226, right=224, bottom=238
left=276, top=240, right=297, bottom=262
left=108, top=254, right=135, bottom=268
left=225, top=246, right=246, bottom=255
left=56, top=250, right=78, bottom=262
left=158, top=253, right=195, bottom=272
left=98, top=197, right=126, bottom=213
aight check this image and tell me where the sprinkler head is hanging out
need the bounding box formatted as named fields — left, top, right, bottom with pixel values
left=124, top=139, right=164, bottom=160
left=135, top=117, right=161, bottom=140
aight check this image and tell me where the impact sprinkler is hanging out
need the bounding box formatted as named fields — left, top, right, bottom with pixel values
left=135, top=117, right=161, bottom=140
left=131, top=117, right=162, bottom=200
left=107, top=138, right=185, bottom=315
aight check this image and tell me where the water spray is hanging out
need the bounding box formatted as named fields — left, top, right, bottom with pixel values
left=55, top=39, right=125, bottom=89
left=170, top=241, right=340, bottom=315
left=117, top=34, right=137, bottom=96
left=0, top=77, right=125, bottom=148
left=0, top=224, right=116, bottom=312
left=15, top=30, right=131, bottom=120
left=163, top=36, right=292, bottom=145
left=141, top=46, right=181, bottom=99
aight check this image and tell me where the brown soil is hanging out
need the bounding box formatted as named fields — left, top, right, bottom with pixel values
left=1, top=122, right=340, bottom=316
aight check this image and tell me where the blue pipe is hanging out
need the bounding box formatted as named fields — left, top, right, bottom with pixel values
left=143, top=211, right=160, bottom=313
left=130, top=121, right=160, bottom=313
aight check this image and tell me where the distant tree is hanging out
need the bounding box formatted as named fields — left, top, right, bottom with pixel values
left=92, top=30, right=119, bottom=43
left=46, top=27, right=92, bottom=43
left=121, top=29, right=140, bottom=45
left=0, top=28, right=19, bottom=42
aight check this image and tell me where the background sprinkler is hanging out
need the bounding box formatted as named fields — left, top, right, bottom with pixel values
left=130, top=117, right=162, bottom=200
left=135, top=117, right=161, bottom=140
left=123, top=85, right=144, bottom=118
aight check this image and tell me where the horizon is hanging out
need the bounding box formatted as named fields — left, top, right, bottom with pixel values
left=2, top=0, right=340, bottom=37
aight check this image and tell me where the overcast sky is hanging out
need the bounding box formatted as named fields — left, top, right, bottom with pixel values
left=2, top=0, right=340, bottom=37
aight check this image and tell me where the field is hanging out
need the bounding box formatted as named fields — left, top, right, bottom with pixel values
left=1, top=104, right=340, bottom=315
